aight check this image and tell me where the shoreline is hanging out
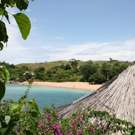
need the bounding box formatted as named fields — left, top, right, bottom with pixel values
left=20, top=81, right=102, bottom=91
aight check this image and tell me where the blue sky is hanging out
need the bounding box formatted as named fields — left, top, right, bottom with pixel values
left=1, top=0, right=135, bottom=63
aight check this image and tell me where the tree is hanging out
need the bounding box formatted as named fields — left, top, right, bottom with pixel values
left=69, top=59, right=79, bottom=72
left=0, top=0, right=31, bottom=50
left=100, top=62, right=111, bottom=81
left=89, top=71, right=106, bottom=84
left=10, top=66, right=30, bottom=81
left=0, top=66, right=9, bottom=100
left=0, top=0, right=31, bottom=100
left=34, top=67, right=46, bottom=81
left=80, top=61, right=97, bottom=82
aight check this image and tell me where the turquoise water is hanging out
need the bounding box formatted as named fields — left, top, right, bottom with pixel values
left=4, top=85, right=90, bottom=108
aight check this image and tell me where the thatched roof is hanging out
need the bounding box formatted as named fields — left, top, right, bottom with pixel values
left=59, top=65, right=135, bottom=125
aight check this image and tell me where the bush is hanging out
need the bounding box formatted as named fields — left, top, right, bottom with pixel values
left=38, top=109, right=135, bottom=135
left=0, top=98, right=40, bottom=135
left=1, top=60, right=130, bottom=83
left=0, top=99, right=135, bottom=135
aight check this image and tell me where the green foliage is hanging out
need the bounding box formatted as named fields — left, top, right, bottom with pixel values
left=37, top=108, right=135, bottom=135
left=2, top=99, right=134, bottom=135
left=0, top=66, right=9, bottom=83
left=80, top=61, right=97, bottom=82
left=23, top=71, right=34, bottom=84
left=1, top=60, right=131, bottom=83
left=0, top=82, right=5, bottom=102
left=0, top=66, right=9, bottom=100
left=0, top=97, right=135, bottom=135
left=14, top=13, right=31, bottom=39
left=0, top=21, right=8, bottom=42
left=69, top=59, right=79, bottom=72
left=0, top=42, right=4, bottom=50
left=45, top=65, right=80, bottom=82
left=0, top=98, right=41, bottom=135
left=16, top=0, right=29, bottom=10
left=0, top=0, right=31, bottom=50
left=0, top=20, right=8, bottom=50
left=80, top=60, right=129, bottom=83
left=88, top=71, right=106, bottom=84
left=34, top=67, right=46, bottom=81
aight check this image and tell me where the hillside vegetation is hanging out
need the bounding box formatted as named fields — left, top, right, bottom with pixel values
left=1, top=59, right=131, bottom=84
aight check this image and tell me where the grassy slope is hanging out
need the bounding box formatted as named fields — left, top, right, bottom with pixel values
left=16, top=61, right=68, bottom=70
left=16, top=60, right=129, bottom=71
left=16, top=60, right=90, bottom=70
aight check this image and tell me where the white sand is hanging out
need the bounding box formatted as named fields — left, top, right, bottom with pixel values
left=22, top=81, right=102, bottom=91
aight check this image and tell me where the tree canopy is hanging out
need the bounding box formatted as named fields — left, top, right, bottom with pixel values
left=0, top=0, right=31, bottom=100
left=1, top=60, right=131, bottom=84
left=0, top=0, right=31, bottom=50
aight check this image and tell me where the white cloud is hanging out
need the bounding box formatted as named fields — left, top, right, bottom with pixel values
left=0, top=19, right=135, bottom=64
left=39, top=39, right=135, bottom=62
left=55, top=36, right=64, bottom=41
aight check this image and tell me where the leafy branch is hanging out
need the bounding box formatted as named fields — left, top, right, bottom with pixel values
left=0, top=0, right=32, bottom=100
left=0, top=0, right=31, bottom=50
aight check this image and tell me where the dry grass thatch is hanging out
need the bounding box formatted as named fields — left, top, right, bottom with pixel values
left=59, top=65, right=135, bottom=125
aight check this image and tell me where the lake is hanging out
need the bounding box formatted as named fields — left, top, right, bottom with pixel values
left=4, top=85, right=90, bottom=108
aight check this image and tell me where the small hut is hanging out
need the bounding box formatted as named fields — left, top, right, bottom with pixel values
left=59, top=65, right=135, bottom=125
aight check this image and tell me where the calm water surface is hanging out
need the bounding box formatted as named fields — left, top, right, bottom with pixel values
left=4, top=85, right=90, bottom=108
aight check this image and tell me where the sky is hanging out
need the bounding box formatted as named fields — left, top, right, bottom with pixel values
left=1, top=0, right=135, bottom=64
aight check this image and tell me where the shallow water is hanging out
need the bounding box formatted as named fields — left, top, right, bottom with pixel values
left=4, top=85, right=90, bottom=108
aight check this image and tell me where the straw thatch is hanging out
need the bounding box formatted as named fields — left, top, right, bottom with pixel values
left=59, top=65, right=135, bottom=125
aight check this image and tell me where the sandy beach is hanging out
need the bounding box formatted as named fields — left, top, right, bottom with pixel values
left=22, top=81, right=102, bottom=91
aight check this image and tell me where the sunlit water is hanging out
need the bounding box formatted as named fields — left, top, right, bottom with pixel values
left=4, top=85, right=91, bottom=108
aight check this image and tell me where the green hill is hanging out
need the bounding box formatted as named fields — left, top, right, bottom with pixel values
left=0, top=60, right=132, bottom=83
left=16, top=61, right=68, bottom=70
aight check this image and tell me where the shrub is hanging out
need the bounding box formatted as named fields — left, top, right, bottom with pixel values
left=38, top=109, right=135, bottom=135
left=0, top=99, right=135, bottom=135
left=0, top=98, right=40, bottom=135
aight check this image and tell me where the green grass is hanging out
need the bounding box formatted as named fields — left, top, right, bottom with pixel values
left=16, top=61, right=68, bottom=71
